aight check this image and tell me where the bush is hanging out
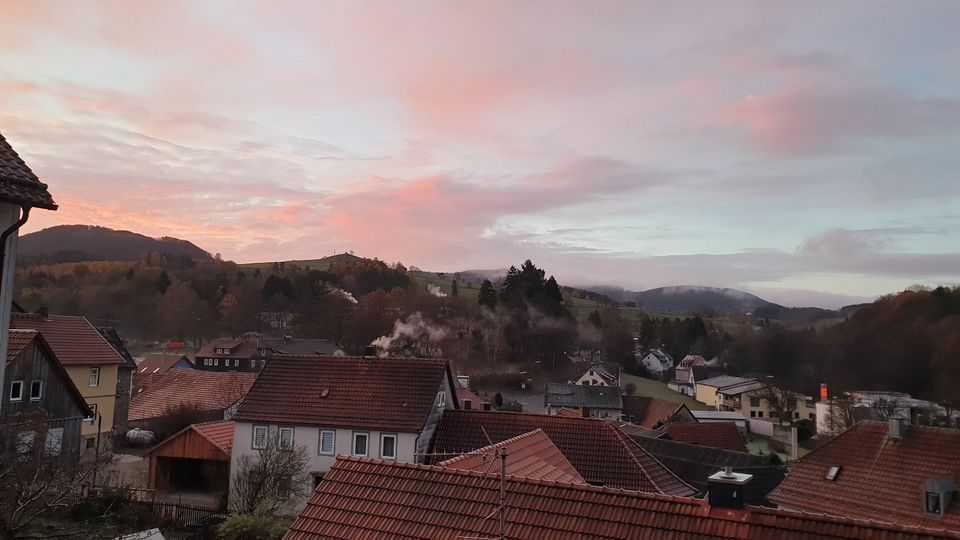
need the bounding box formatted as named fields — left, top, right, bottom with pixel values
left=623, top=382, right=637, bottom=396
left=217, top=511, right=289, bottom=540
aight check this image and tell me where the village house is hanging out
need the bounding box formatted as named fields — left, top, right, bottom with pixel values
left=544, top=383, right=623, bottom=419
left=283, top=456, right=959, bottom=539
left=229, top=354, right=457, bottom=505
left=429, top=409, right=695, bottom=495
left=572, top=361, right=620, bottom=386
left=11, top=311, right=129, bottom=449
left=2, top=329, right=91, bottom=463
left=669, top=363, right=727, bottom=397
left=769, top=419, right=960, bottom=531
left=133, top=353, right=193, bottom=392
left=436, top=428, right=586, bottom=484
left=639, top=348, right=673, bottom=377
left=128, top=369, right=256, bottom=433
left=658, top=421, right=748, bottom=453
left=695, top=375, right=816, bottom=422
left=0, top=131, right=58, bottom=441
left=194, top=333, right=340, bottom=372
left=621, top=395, right=696, bottom=429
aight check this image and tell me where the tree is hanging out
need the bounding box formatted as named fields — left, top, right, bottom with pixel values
left=450, top=279, right=459, bottom=298
left=229, top=433, right=310, bottom=515
left=754, top=377, right=801, bottom=425
left=624, top=382, right=637, bottom=396
left=494, top=392, right=504, bottom=408
left=478, top=280, right=497, bottom=310
left=0, top=413, right=115, bottom=539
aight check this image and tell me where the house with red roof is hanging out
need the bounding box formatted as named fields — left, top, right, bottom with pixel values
left=437, top=428, right=586, bottom=485
left=129, top=369, right=257, bottom=430
left=284, top=456, right=960, bottom=540
left=660, top=421, right=749, bottom=453
left=11, top=312, right=128, bottom=448
left=230, top=354, right=457, bottom=505
left=769, top=419, right=960, bottom=531
left=133, top=353, right=193, bottom=392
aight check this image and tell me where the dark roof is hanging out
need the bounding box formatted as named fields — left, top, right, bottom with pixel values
left=285, top=457, right=960, bottom=540
left=133, top=353, right=193, bottom=391
left=97, top=326, right=137, bottom=369
left=129, top=369, right=256, bottom=421
left=11, top=313, right=125, bottom=366
left=545, top=383, right=622, bottom=409
left=0, top=131, right=57, bottom=210
left=437, top=429, right=585, bottom=485
left=233, top=355, right=453, bottom=432
left=632, top=435, right=785, bottom=504
left=622, top=396, right=685, bottom=428
left=692, top=366, right=727, bottom=382
left=260, top=337, right=339, bottom=356
left=6, top=329, right=91, bottom=416
left=769, top=421, right=960, bottom=530
left=195, top=337, right=260, bottom=359
left=429, top=409, right=695, bottom=496
left=662, top=422, right=748, bottom=453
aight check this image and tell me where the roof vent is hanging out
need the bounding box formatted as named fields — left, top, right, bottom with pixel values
left=888, top=417, right=908, bottom=440
left=320, top=388, right=330, bottom=398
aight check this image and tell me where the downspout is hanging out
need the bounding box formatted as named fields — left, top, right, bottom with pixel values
left=0, top=205, right=30, bottom=291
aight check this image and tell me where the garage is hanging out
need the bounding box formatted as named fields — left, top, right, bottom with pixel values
left=146, top=421, right=233, bottom=505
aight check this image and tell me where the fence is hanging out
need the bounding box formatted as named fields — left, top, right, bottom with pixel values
left=128, top=500, right=227, bottom=529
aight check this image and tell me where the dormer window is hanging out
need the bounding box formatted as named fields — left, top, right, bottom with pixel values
left=923, top=477, right=957, bottom=517
left=925, top=492, right=942, bottom=515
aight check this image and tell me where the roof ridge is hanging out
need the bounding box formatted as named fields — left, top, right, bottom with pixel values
left=439, top=428, right=546, bottom=465
left=606, top=420, right=697, bottom=495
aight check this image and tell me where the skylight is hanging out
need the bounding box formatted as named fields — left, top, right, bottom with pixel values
left=825, top=466, right=841, bottom=481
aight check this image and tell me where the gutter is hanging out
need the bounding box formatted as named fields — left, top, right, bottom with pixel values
left=0, top=205, right=30, bottom=293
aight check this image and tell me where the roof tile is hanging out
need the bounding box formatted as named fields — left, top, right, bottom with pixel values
left=129, top=369, right=256, bottom=421
left=11, top=313, right=125, bottom=366
left=438, top=429, right=586, bottom=485
left=0, top=131, right=57, bottom=209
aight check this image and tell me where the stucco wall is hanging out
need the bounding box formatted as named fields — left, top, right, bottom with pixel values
left=65, top=364, right=118, bottom=438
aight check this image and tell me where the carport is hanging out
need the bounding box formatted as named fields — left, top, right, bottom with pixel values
left=146, top=421, right=233, bottom=498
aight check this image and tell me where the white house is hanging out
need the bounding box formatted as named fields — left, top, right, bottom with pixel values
left=639, top=349, right=674, bottom=377
left=572, top=362, right=620, bottom=387
left=230, top=354, right=457, bottom=509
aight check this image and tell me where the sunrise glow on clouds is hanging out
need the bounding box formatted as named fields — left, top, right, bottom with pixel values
left=2, top=0, right=960, bottom=307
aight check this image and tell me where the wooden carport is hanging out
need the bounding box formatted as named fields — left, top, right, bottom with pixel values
left=146, top=421, right=233, bottom=497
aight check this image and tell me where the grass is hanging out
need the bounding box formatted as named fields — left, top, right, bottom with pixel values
left=619, top=373, right=709, bottom=411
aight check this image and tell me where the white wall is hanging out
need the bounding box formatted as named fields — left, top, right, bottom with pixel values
left=0, top=203, right=20, bottom=397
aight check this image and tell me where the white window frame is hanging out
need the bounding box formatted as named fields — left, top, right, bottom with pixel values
left=380, top=433, right=397, bottom=460
left=88, top=368, right=100, bottom=387
left=213, top=358, right=219, bottom=366
left=29, top=380, right=42, bottom=401
left=279, top=427, right=295, bottom=450
left=86, top=403, right=98, bottom=422
left=352, top=432, right=369, bottom=457
left=9, top=380, right=23, bottom=401
left=250, top=359, right=256, bottom=369
left=437, top=390, right=446, bottom=408
left=252, top=425, right=268, bottom=449
left=319, top=430, right=336, bottom=455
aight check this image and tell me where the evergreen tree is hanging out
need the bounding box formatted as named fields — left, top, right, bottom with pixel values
left=478, top=280, right=497, bottom=309
left=451, top=279, right=459, bottom=298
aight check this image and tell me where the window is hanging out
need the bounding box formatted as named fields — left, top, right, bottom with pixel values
left=352, top=432, right=369, bottom=456
left=252, top=425, right=268, bottom=449
left=312, top=474, right=325, bottom=488
left=794, top=412, right=800, bottom=419
left=86, top=403, right=98, bottom=423
left=380, top=434, right=397, bottom=460
left=437, top=391, right=446, bottom=408
left=925, top=491, right=943, bottom=515
left=750, top=411, right=756, bottom=418
left=16, top=431, right=36, bottom=456
left=89, top=368, right=100, bottom=387
left=45, top=427, right=64, bottom=456
left=9, top=380, right=23, bottom=401
left=85, top=437, right=95, bottom=449
left=30, top=380, right=42, bottom=401
left=213, top=358, right=219, bottom=366
left=757, top=411, right=764, bottom=418
left=279, top=427, right=294, bottom=450
left=319, top=430, right=335, bottom=455
left=250, top=359, right=256, bottom=369
left=749, top=397, right=761, bottom=407
left=809, top=413, right=816, bottom=421
left=825, top=466, right=841, bottom=481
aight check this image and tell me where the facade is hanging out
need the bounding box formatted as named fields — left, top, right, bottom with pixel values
left=11, top=312, right=127, bottom=447
left=572, top=362, right=620, bottom=387
left=2, top=329, right=90, bottom=462
left=639, top=349, right=674, bottom=377
left=230, top=355, right=457, bottom=506
left=695, top=375, right=817, bottom=424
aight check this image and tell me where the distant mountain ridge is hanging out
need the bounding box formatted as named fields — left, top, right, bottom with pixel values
left=18, top=225, right=211, bottom=265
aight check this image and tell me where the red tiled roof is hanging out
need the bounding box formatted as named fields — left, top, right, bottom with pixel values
left=429, top=410, right=696, bottom=496
left=285, top=457, right=960, bottom=540
left=454, top=387, right=488, bottom=408
left=769, top=421, right=960, bottom=530
left=233, top=355, right=452, bottom=432
left=129, top=369, right=256, bottom=421
left=438, top=429, right=586, bottom=485
left=663, top=422, right=748, bottom=453
left=11, top=313, right=125, bottom=366
left=193, top=420, right=235, bottom=455
left=0, top=131, right=57, bottom=210
left=133, top=353, right=193, bottom=390
left=6, top=329, right=38, bottom=363
left=622, top=396, right=684, bottom=428
left=553, top=407, right=583, bottom=418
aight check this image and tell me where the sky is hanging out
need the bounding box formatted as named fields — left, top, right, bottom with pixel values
left=2, top=0, right=960, bottom=308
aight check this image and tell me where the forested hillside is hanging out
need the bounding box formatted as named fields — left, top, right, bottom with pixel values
left=18, top=225, right=211, bottom=265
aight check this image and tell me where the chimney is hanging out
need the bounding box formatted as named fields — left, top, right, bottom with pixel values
left=363, top=346, right=376, bottom=358
left=707, top=467, right=754, bottom=509
left=463, top=399, right=472, bottom=410
left=888, top=417, right=908, bottom=440
left=36, top=306, right=49, bottom=318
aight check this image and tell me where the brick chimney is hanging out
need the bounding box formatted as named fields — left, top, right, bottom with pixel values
left=35, top=306, right=49, bottom=318
left=707, top=467, right=754, bottom=509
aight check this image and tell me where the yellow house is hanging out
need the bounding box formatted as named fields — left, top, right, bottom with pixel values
left=11, top=311, right=129, bottom=449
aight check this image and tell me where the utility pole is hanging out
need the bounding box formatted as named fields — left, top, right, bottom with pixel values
left=499, top=448, right=507, bottom=540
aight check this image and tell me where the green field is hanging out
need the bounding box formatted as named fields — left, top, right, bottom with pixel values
left=619, top=373, right=708, bottom=410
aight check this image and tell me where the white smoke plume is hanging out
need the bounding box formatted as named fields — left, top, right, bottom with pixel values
left=427, top=284, right=448, bottom=297
left=331, top=287, right=358, bottom=304
left=372, top=312, right=448, bottom=352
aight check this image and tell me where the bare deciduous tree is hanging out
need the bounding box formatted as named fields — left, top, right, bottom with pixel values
left=754, top=377, right=800, bottom=425
left=0, top=413, right=114, bottom=540
left=229, top=433, right=309, bottom=515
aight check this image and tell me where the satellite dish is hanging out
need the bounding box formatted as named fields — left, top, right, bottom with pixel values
left=333, top=349, right=346, bottom=357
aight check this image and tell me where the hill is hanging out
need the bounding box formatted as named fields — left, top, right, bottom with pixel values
left=18, top=225, right=211, bottom=265
left=238, top=252, right=367, bottom=272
